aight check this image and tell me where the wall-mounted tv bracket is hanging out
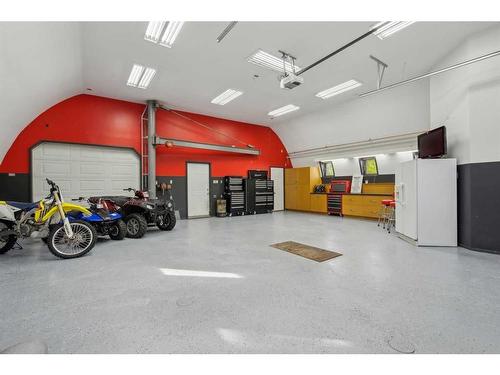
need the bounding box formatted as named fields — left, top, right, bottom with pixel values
left=369, top=55, right=388, bottom=89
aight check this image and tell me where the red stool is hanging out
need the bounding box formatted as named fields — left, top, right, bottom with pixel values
left=377, top=199, right=393, bottom=228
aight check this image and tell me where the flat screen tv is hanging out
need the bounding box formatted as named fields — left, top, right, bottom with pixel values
left=418, top=126, right=447, bottom=158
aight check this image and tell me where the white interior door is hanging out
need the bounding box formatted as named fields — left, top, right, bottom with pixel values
left=270, top=167, right=284, bottom=211
left=31, top=142, right=140, bottom=201
left=187, top=163, right=210, bottom=218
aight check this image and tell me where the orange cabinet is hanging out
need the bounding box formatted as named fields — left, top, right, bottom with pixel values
left=342, top=194, right=393, bottom=219
left=310, top=194, right=327, bottom=213
left=284, top=167, right=321, bottom=212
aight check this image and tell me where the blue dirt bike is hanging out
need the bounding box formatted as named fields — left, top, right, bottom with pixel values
left=69, top=197, right=127, bottom=240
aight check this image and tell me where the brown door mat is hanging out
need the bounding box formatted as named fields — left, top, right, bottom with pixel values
left=270, top=241, right=342, bottom=262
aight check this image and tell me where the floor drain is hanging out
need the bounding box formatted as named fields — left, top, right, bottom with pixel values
left=387, top=335, right=416, bottom=354
left=176, top=296, right=195, bottom=307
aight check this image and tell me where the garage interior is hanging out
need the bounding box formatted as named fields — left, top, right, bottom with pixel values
left=1, top=19, right=500, bottom=355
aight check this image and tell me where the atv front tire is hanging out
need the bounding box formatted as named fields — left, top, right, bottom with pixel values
left=125, top=213, right=148, bottom=238
left=109, top=219, right=127, bottom=240
left=157, top=211, right=176, bottom=231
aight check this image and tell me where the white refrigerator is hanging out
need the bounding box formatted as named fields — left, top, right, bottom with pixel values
left=395, top=158, right=457, bottom=246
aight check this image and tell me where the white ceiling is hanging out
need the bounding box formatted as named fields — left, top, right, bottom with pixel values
left=1, top=21, right=497, bottom=163
left=82, top=21, right=497, bottom=126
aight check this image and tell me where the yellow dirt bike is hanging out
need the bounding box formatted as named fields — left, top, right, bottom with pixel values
left=0, top=178, right=97, bottom=259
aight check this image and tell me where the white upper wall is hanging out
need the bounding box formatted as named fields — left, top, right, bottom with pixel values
left=272, top=78, right=430, bottom=162
left=0, top=22, right=83, bottom=162
left=325, top=151, right=415, bottom=176
left=430, top=25, right=500, bottom=165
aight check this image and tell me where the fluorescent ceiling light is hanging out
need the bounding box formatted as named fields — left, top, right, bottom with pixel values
left=160, top=268, right=243, bottom=279
left=268, top=104, right=300, bottom=118
left=160, top=21, right=184, bottom=47
left=316, top=79, right=362, bottom=99
left=144, top=21, right=184, bottom=47
left=127, top=64, right=156, bottom=89
left=138, top=67, right=156, bottom=89
left=127, top=64, right=145, bottom=87
left=248, top=50, right=301, bottom=74
left=372, top=21, right=415, bottom=39
left=144, top=21, right=166, bottom=43
left=211, top=89, right=243, bottom=105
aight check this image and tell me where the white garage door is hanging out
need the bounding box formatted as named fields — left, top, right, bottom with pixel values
left=32, top=142, right=140, bottom=201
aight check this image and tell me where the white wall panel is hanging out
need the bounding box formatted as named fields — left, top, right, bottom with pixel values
left=430, top=25, right=500, bottom=164
left=0, top=23, right=83, bottom=162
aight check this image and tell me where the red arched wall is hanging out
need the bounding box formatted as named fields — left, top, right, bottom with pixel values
left=0, top=94, right=290, bottom=176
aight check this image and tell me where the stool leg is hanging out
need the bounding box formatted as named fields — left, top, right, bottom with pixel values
left=377, top=205, right=385, bottom=227
left=387, top=207, right=394, bottom=233
left=383, top=207, right=388, bottom=229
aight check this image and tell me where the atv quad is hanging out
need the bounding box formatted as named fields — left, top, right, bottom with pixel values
left=91, top=188, right=176, bottom=238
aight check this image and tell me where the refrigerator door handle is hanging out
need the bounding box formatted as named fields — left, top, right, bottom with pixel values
left=395, top=183, right=404, bottom=205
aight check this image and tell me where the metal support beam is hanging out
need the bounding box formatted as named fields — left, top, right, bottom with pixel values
left=154, top=137, right=260, bottom=156
left=360, top=49, right=500, bottom=97
left=147, top=100, right=157, bottom=199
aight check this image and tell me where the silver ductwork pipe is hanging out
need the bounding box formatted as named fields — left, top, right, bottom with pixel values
left=147, top=100, right=157, bottom=199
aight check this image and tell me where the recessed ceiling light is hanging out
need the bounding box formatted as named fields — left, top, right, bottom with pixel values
left=248, top=50, right=301, bottom=74
left=316, top=79, right=362, bottom=99
left=268, top=104, right=300, bottom=118
left=211, top=89, right=243, bottom=105
left=127, top=64, right=156, bottom=89
left=371, top=21, right=415, bottom=39
left=144, top=21, right=184, bottom=48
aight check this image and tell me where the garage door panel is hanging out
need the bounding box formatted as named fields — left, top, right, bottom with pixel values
left=111, top=164, right=137, bottom=177
left=80, top=162, right=106, bottom=175
left=111, top=179, right=134, bottom=190
left=77, top=147, right=106, bottom=161
left=36, top=143, right=72, bottom=160
left=80, top=179, right=107, bottom=192
left=32, top=143, right=140, bottom=201
left=103, top=149, right=135, bottom=161
left=38, top=179, right=73, bottom=197
left=41, top=161, right=72, bottom=176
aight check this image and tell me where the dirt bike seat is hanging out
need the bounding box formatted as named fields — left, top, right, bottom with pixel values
left=6, top=201, right=39, bottom=211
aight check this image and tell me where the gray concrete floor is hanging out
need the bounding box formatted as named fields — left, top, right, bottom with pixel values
left=1, top=211, right=500, bottom=354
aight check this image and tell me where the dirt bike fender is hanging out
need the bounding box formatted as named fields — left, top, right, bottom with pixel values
left=41, top=203, right=92, bottom=222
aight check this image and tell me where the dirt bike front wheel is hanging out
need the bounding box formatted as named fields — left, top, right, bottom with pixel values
left=47, top=220, right=97, bottom=259
left=0, top=222, right=17, bottom=254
